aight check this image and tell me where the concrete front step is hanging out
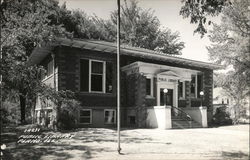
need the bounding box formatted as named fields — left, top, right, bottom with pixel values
left=172, top=119, right=202, bottom=129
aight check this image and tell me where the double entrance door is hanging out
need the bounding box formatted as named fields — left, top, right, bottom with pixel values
left=160, top=88, right=173, bottom=106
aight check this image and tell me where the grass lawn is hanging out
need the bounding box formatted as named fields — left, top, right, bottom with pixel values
left=1, top=125, right=249, bottom=160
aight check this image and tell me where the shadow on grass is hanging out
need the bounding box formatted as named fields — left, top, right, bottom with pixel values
left=221, top=151, right=249, bottom=159
left=73, top=128, right=156, bottom=144
left=2, top=126, right=169, bottom=159
left=2, top=142, right=112, bottom=160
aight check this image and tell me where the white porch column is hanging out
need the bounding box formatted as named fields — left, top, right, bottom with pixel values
left=199, top=106, right=208, bottom=127
left=146, top=106, right=172, bottom=129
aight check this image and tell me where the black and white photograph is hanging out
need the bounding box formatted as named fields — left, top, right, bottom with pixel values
left=0, top=0, right=249, bottom=159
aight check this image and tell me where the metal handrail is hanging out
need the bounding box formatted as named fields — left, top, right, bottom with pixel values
left=171, top=106, right=192, bottom=121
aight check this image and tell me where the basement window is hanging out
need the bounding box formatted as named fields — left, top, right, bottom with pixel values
left=104, top=109, right=116, bottom=124
left=79, top=109, right=92, bottom=124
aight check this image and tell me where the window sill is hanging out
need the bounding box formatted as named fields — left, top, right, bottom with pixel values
left=78, top=92, right=115, bottom=97
left=145, top=95, right=155, bottom=99
left=104, top=123, right=116, bottom=125
left=179, top=98, right=186, bottom=100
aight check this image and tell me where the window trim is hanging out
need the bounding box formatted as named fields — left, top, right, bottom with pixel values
left=146, top=77, right=154, bottom=97
left=104, top=109, right=116, bottom=124
left=146, top=76, right=154, bottom=97
left=178, top=81, right=185, bottom=99
left=89, top=59, right=106, bottom=93
left=190, top=74, right=197, bottom=98
left=80, top=58, right=107, bottom=93
left=79, top=109, right=92, bottom=124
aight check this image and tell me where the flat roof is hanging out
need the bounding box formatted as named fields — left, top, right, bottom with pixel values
left=28, top=38, right=223, bottom=70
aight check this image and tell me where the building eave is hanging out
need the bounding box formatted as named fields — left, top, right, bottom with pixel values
left=28, top=38, right=224, bottom=70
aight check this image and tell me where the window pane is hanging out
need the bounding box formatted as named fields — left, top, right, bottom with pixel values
left=80, top=110, right=90, bottom=116
left=197, top=74, right=203, bottom=98
left=91, top=75, right=103, bottom=91
left=80, top=117, right=90, bottom=123
left=191, top=75, right=196, bottom=94
left=92, top=61, right=103, bottom=74
left=80, top=59, right=89, bottom=91
left=105, top=110, right=115, bottom=124
left=106, top=62, right=113, bottom=93
left=47, top=61, right=53, bottom=76
left=178, top=81, right=183, bottom=98
left=146, top=79, right=151, bottom=95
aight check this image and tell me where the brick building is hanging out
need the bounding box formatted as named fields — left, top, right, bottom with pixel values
left=29, top=38, right=222, bottom=129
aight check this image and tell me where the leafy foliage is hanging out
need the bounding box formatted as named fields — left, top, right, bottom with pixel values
left=212, top=106, right=232, bottom=125
left=1, top=0, right=73, bottom=124
left=208, top=0, right=250, bottom=122
left=180, top=0, right=231, bottom=36
left=108, top=0, right=185, bottom=54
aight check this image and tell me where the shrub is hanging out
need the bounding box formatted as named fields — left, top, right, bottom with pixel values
left=212, top=105, right=233, bottom=125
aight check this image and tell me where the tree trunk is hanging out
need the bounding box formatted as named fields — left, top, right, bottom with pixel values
left=20, top=94, right=26, bottom=124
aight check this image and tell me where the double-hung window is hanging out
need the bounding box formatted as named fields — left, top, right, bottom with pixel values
left=104, top=109, right=116, bottom=124
left=190, top=75, right=197, bottom=97
left=79, top=109, right=92, bottom=124
left=80, top=59, right=113, bottom=93
left=91, top=61, right=105, bottom=92
left=178, top=81, right=185, bottom=99
left=146, top=77, right=154, bottom=97
left=41, top=60, right=53, bottom=80
left=190, top=74, right=203, bottom=98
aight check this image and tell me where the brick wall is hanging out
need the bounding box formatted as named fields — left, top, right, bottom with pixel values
left=55, top=46, right=117, bottom=108
left=203, top=69, right=213, bottom=122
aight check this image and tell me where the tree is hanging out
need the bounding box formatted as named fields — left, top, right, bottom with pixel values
left=180, top=0, right=231, bottom=36
left=207, top=0, right=250, bottom=122
left=95, top=0, right=185, bottom=55
left=1, top=0, right=70, bottom=123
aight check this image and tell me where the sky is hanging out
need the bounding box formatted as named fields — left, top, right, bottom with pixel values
left=58, top=0, right=221, bottom=63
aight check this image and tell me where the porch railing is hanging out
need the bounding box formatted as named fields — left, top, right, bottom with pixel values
left=171, top=106, right=192, bottom=121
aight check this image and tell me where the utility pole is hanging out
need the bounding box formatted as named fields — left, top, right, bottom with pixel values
left=117, top=0, right=121, bottom=154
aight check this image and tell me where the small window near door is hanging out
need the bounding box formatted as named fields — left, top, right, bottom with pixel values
left=190, top=75, right=196, bottom=97
left=79, top=109, right=92, bottom=124
left=146, top=78, right=151, bottom=96
left=104, top=109, right=116, bottom=124
left=178, top=81, right=185, bottom=99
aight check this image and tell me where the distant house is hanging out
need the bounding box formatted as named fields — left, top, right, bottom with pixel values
left=29, top=38, right=222, bottom=129
left=213, top=87, right=250, bottom=121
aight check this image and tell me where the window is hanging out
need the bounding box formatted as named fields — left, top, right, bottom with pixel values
left=40, top=60, right=53, bottom=80
left=91, top=61, right=104, bottom=92
left=146, top=77, right=153, bottom=96
left=104, top=109, right=116, bottom=124
left=190, top=74, right=203, bottom=98
left=178, top=81, right=185, bottom=99
left=146, top=78, right=151, bottom=96
left=106, top=62, right=113, bottom=93
left=79, top=109, right=92, bottom=124
left=197, top=74, right=203, bottom=98
left=80, top=59, right=89, bottom=91
left=190, top=75, right=196, bottom=97
left=47, top=61, right=53, bottom=76
left=80, top=59, right=113, bottom=93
